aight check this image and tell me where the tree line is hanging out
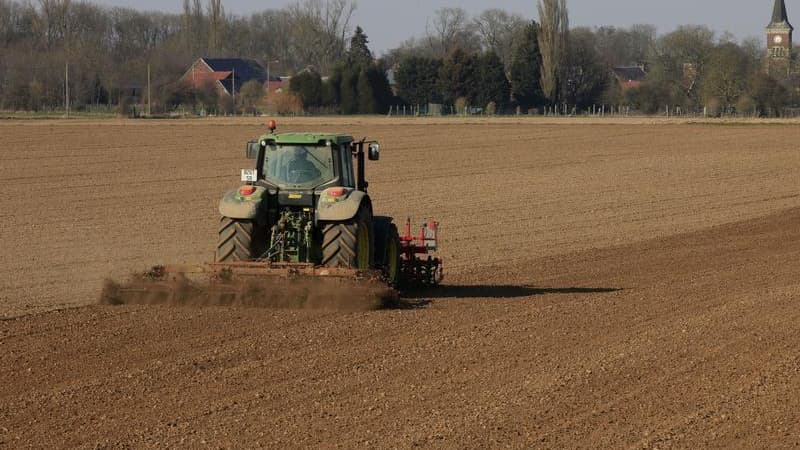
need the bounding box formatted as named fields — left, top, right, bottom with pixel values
left=0, top=0, right=796, bottom=116
left=0, top=0, right=358, bottom=112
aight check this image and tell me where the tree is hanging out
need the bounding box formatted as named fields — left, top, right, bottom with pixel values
left=28, top=79, right=44, bottom=110
left=564, top=28, right=608, bottom=108
left=286, top=0, right=356, bottom=74
left=537, top=0, right=569, bottom=104
left=182, top=0, right=206, bottom=54
left=624, top=81, right=675, bottom=114
left=348, top=26, right=372, bottom=65
left=649, top=25, right=716, bottom=104
left=475, top=51, right=510, bottom=109
left=749, top=73, right=788, bottom=117
left=701, top=43, right=752, bottom=112
left=338, top=64, right=359, bottom=114
left=269, top=91, right=303, bottom=115
left=384, top=36, right=435, bottom=66
left=207, top=0, right=224, bottom=53
left=438, top=48, right=477, bottom=105
left=195, top=79, right=219, bottom=113
left=593, top=24, right=656, bottom=67
left=426, top=7, right=479, bottom=57
left=289, top=69, right=324, bottom=109
left=36, top=0, right=71, bottom=49
left=510, top=21, right=544, bottom=109
left=356, top=65, right=392, bottom=113
left=239, top=79, right=264, bottom=113
left=473, top=9, right=526, bottom=69
left=395, top=55, right=443, bottom=105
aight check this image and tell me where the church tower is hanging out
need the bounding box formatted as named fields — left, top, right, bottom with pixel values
left=767, top=0, right=793, bottom=76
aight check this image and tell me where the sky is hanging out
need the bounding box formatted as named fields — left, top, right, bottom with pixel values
left=92, top=0, right=783, bottom=54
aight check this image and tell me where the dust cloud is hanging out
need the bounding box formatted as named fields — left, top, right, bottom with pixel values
left=100, top=275, right=396, bottom=311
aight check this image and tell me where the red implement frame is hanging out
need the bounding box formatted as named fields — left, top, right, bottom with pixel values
left=399, top=218, right=443, bottom=286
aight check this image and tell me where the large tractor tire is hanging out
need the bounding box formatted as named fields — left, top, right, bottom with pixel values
left=321, top=208, right=373, bottom=269
left=215, top=217, right=261, bottom=262
left=373, top=217, right=401, bottom=287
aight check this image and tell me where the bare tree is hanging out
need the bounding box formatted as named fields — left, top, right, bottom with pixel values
left=426, top=7, right=478, bottom=57
left=0, top=1, right=15, bottom=45
left=36, top=0, right=71, bottom=49
left=473, top=9, right=526, bottom=69
left=207, top=0, right=223, bottom=53
left=287, top=0, right=355, bottom=73
left=537, top=0, right=568, bottom=103
left=593, top=24, right=655, bottom=67
left=181, top=0, right=206, bottom=54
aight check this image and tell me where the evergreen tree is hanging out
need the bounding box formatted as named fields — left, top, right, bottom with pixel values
left=395, top=56, right=443, bottom=105
left=438, top=48, right=478, bottom=105
left=356, top=66, right=393, bottom=113
left=289, top=69, right=324, bottom=108
left=348, top=26, right=373, bottom=66
left=357, top=68, right=376, bottom=113
left=475, top=51, right=510, bottom=109
left=339, top=65, right=360, bottom=114
left=325, top=66, right=344, bottom=107
left=749, top=73, right=789, bottom=117
left=510, top=21, right=544, bottom=109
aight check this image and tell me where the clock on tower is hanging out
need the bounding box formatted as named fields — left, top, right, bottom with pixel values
left=767, top=0, right=793, bottom=76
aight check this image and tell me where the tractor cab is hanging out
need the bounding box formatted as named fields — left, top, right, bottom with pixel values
left=244, top=121, right=379, bottom=195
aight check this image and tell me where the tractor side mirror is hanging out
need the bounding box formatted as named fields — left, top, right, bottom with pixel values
left=245, top=141, right=261, bottom=159
left=368, top=143, right=380, bottom=161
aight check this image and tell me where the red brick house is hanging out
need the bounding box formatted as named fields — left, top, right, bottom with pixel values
left=179, top=58, right=279, bottom=96
left=611, top=66, right=647, bottom=92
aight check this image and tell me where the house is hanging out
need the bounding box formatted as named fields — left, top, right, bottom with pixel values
left=611, top=66, right=647, bottom=92
left=179, top=58, right=280, bottom=96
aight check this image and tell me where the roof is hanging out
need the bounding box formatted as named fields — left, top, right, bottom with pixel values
left=201, top=58, right=274, bottom=81
left=259, top=132, right=355, bottom=146
left=612, top=66, right=647, bottom=82
left=771, top=0, right=793, bottom=28
left=218, top=78, right=256, bottom=95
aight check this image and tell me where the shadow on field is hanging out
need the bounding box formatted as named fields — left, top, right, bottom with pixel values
left=403, top=285, right=622, bottom=300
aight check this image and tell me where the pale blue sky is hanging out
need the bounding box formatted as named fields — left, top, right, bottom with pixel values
left=95, top=0, right=785, bottom=53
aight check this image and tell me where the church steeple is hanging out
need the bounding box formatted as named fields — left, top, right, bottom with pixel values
left=771, top=0, right=793, bottom=29
left=767, top=0, right=793, bottom=77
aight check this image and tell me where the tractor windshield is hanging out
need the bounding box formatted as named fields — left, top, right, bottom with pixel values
left=262, top=145, right=335, bottom=188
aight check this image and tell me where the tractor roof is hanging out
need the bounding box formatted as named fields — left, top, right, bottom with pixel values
left=261, top=132, right=354, bottom=146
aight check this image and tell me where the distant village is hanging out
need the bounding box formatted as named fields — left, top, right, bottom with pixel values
left=0, top=0, right=799, bottom=116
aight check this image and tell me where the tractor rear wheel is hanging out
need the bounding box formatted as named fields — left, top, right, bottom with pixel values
left=215, top=217, right=259, bottom=262
left=321, top=209, right=372, bottom=269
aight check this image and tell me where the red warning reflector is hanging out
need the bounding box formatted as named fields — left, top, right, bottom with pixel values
left=328, top=187, right=346, bottom=198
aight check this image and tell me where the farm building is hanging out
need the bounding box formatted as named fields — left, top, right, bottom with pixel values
left=611, top=66, right=647, bottom=92
left=179, top=58, right=281, bottom=96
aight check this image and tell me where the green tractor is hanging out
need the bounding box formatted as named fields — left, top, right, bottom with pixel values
left=102, top=121, right=441, bottom=307
left=215, top=121, right=406, bottom=285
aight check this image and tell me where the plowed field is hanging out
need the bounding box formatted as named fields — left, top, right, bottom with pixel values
left=2, top=118, right=800, bottom=448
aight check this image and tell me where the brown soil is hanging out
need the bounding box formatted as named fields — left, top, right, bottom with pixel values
left=1, top=118, right=800, bottom=448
